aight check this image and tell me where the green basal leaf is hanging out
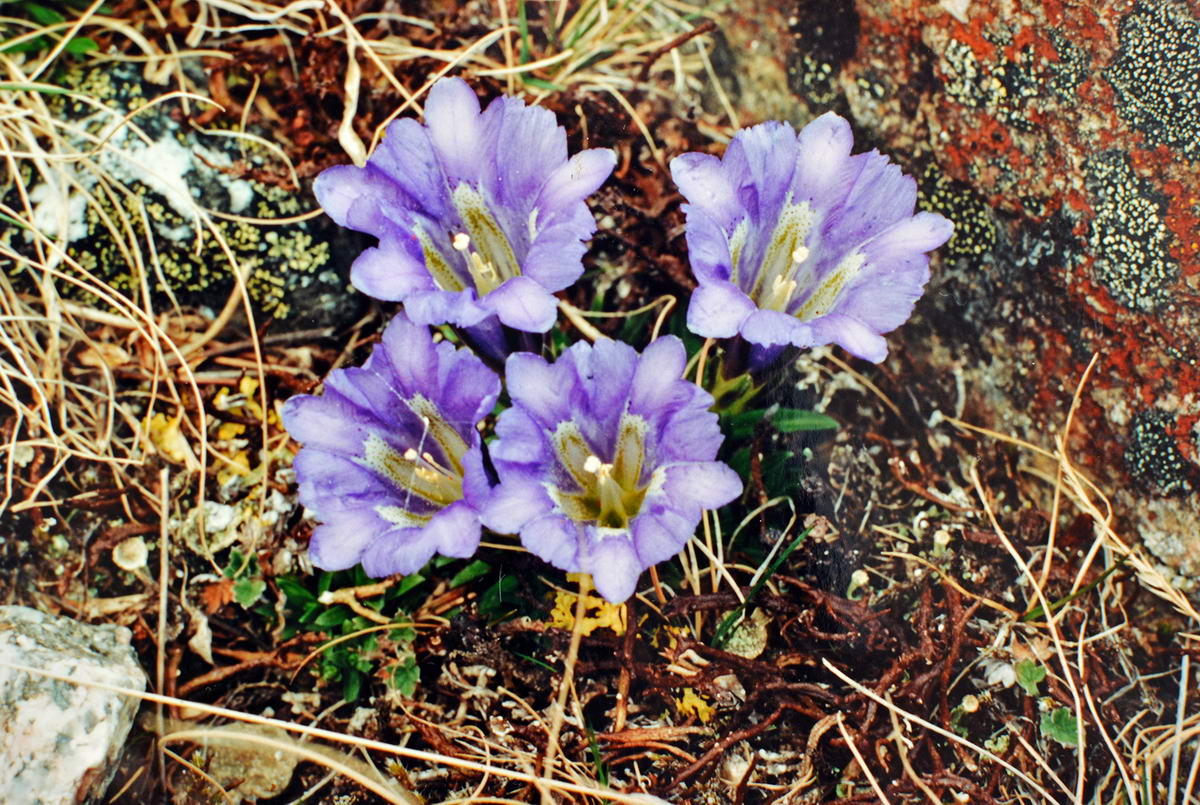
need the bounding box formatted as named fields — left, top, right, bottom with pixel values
left=449, top=559, right=492, bottom=588
left=1015, top=659, right=1046, bottom=697
left=313, top=606, right=351, bottom=628
left=389, top=656, right=420, bottom=697
left=1041, top=707, right=1079, bottom=746
left=342, top=667, right=363, bottom=701
left=276, top=575, right=316, bottom=606
left=20, top=2, right=66, bottom=25
left=772, top=408, right=838, bottom=432
left=64, top=35, right=97, bottom=53
left=232, top=577, right=266, bottom=608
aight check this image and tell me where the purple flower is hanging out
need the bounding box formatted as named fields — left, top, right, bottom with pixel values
left=672, top=114, right=954, bottom=362
left=281, top=315, right=500, bottom=577
left=314, top=77, right=616, bottom=334
left=481, top=337, right=743, bottom=603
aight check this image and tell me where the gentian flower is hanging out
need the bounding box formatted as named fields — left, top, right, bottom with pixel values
left=314, top=77, right=616, bottom=334
left=482, top=337, right=743, bottom=603
left=281, top=315, right=500, bottom=577
left=672, top=113, right=954, bottom=362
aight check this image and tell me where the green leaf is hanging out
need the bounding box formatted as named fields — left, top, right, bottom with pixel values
left=394, top=573, right=426, bottom=596
left=772, top=408, right=838, bottom=432
left=2, top=36, right=50, bottom=53
left=276, top=575, right=316, bottom=606
left=232, top=577, right=266, bottom=608
left=726, top=409, right=767, bottom=440
left=63, top=36, right=97, bottom=53
left=449, top=559, right=491, bottom=588
left=222, top=548, right=245, bottom=579
left=20, top=2, right=66, bottom=25
left=712, top=524, right=812, bottom=649
left=1015, top=659, right=1046, bottom=697
left=342, top=667, right=364, bottom=701
left=389, top=656, right=420, bottom=697
left=1041, top=707, right=1079, bottom=746
left=478, top=574, right=518, bottom=620
left=520, top=75, right=567, bottom=92
left=313, top=606, right=351, bottom=628
left=388, top=626, right=416, bottom=643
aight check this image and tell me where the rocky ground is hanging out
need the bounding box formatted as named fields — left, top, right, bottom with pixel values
left=0, top=0, right=1197, bottom=803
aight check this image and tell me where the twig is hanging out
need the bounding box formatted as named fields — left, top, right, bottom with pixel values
left=540, top=574, right=590, bottom=800
left=836, top=713, right=891, bottom=805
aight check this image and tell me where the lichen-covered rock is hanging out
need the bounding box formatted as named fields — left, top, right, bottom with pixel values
left=4, top=62, right=363, bottom=329
left=0, top=605, right=147, bottom=804
left=708, top=0, right=1200, bottom=585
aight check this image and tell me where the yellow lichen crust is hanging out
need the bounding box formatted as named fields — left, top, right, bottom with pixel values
left=2, top=63, right=351, bottom=325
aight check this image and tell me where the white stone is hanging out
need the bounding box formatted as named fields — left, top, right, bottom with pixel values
left=0, top=605, right=147, bottom=804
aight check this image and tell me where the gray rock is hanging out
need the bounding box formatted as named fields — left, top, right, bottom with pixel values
left=0, top=605, right=147, bottom=805
left=3, top=61, right=364, bottom=330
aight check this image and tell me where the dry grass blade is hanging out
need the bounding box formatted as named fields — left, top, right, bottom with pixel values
left=0, top=661, right=671, bottom=805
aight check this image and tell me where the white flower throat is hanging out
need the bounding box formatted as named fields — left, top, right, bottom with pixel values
left=357, top=396, right=469, bottom=525
left=549, top=415, right=657, bottom=530
left=421, top=184, right=525, bottom=296
left=737, top=196, right=867, bottom=320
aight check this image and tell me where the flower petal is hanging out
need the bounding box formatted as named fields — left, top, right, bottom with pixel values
left=485, top=275, right=559, bottom=332
left=308, top=508, right=390, bottom=571
left=739, top=308, right=813, bottom=347
left=535, top=148, right=617, bottom=215
left=520, top=514, right=581, bottom=571
left=631, top=505, right=696, bottom=567
left=367, top=118, right=451, bottom=221
left=790, top=111, right=859, bottom=211
left=584, top=535, right=642, bottom=603
left=628, top=336, right=687, bottom=419
left=360, top=526, right=440, bottom=577
left=687, top=281, right=756, bottom=338
left=425, top=500, right=483, bottom=558
left=812, top=313, right=890, bottom=362
left=422, top=77, right=485, bottom=187
left=404, top=288, right=492, bottom=328
left=504, top=351, right=577, bottom=429
left=671, top=151, right=741, bottom=228
left=522, top=206, right=596, bottom=291
left=481, top=473, right=554, bottom=534
left=350, top=238, right=433, bottom=302
left=662, top=461, right=743, bottom=517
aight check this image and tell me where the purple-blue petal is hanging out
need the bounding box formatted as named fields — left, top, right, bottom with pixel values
left=739, top=308, right=813, bottom=348
left=686, top=281, right=756, bottom=338
left=662, top=462, right=743, bottom=517
left=349, top=238, right=433, bottom=302
left=584, top=535, right=641, bottom=604
left=484, top=275, right=559, bottom=332
left=504, top=350, right=577, bottom=429
left=535, top=148, right=617, bottom=216
left=670, top=151, right=741, bottom=229
left=520, top=514, right=581, bottom=571
left=422, top=77, right=485, bottom=187
left=403, top=288, right=492, bottom=328
left=482, top=472, right=554, bottom=534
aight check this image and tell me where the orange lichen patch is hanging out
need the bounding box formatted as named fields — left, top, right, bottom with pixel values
left=952, top=17, right=1000, bottom=61
left=1008, top=27, right=1058, bottom=62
